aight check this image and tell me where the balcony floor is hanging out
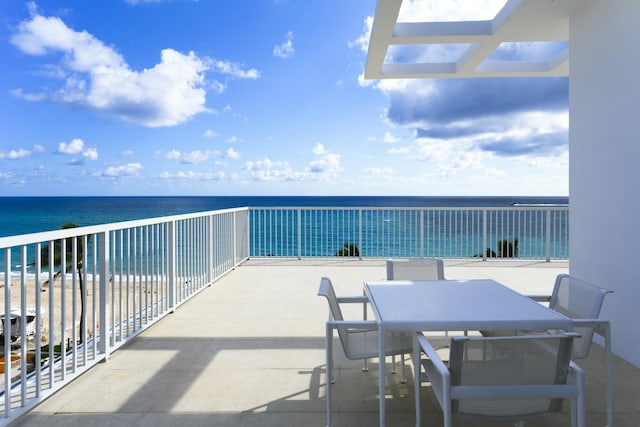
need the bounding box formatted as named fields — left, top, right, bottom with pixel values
left=11, top=259, right=640, bottom=427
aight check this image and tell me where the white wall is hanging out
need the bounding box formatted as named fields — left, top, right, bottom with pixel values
left=570, top=0, right=640, bottom=367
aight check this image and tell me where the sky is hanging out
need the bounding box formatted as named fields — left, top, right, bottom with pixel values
left=0, top=0, right=569, bottom=197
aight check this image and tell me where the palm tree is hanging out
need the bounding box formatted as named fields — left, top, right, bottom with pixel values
left=39, top=223, right=89, bottom=344
left=335, top=242, right=360, bottom=257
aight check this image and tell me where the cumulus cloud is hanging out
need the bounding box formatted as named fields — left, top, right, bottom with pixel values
left=203, top=129, right=217, bottom=138
left=0, top=145, right=44, bottom=160
left=348, top=16, right=373, bottom=53
left=243, top=144, right=341, bottom=182
left=159, top=170, right=227, bottom=181
left=101, top=162, right=143, bottom=177
left=225, top=147, right=240, bottom=160
left=210, top=60, right=259, bottom=79
left=56, top=138, right=98, bottom=164
left=57, top=138, right=85, bottom=155
left=273, top=31, right=294, bottom=58
left=10, top=6, right=259, bottom=127
left=243, top=158, right=295, bottom=182
left=164, top=149, right=219, bottom=164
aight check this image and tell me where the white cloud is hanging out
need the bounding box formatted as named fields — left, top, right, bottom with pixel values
left=225, top=147, right=240, bottom=160
left=273, top=31, right=294, bottom=58
left=10, top=10, right=214, bottom=127
left=56, top=138, right=98, bottom=163
left=102, top=162, right=143, bottom=177
left=243, top=158, right=295, bottom=182
left=226, top=136, right=240, bottom=143
left=83, top=147, right=98, bottom=160
left=397, top=0, right=507, bottom=22
left=203, top=129, right=217, bottom=138
left=211, top=59, right=259, bottom=79
left=365, top=167, right=393, bottom=175
left=57, top=138, right=84, bottom=155
left=383, top=131, right=399, bottom=143
left=348, top=16, right=373, bottom=53
left=182, top=150, right=210, bottom=164
left=165, top=150, right=181, bottom=160
left=159, top=170, right=227, bottom=181
left=164, top=149, right=218, bottom=164
left=0, top=148, right=31, bottom=159
left=0, top=144, right=45, bottom=160
left=312, top=143, right=328, bottom=155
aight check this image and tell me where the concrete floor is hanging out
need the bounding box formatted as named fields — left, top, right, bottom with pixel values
left=9, top=259, right=639, bottom=426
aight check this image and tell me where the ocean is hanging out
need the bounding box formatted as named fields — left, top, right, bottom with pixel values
left=0, top=196, right=569, bottom=238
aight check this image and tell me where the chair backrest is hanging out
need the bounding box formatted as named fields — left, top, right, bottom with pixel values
left=448, top=333, right=578, bottom=420
left=549, top=274, right=613, bottom=358
left=386, top=258, right=445, bottom=280
left=318, top=276, right=349, bottom=349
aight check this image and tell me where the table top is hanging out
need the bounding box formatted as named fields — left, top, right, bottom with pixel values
left=364, top=279, right=572, bottom=332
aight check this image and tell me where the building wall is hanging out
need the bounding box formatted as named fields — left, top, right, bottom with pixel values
left=570, top=0, right=640, bottom=366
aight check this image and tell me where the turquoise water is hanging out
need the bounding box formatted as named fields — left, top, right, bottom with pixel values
left=0, top=196, right=568, bottom=237
left=0, top=196, right=569, bottom=271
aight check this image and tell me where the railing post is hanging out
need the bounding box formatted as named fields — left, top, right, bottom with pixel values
left=482, top=209, right=488, bottom=261
left=420, top=209, right=425, bottom=257
left=206, top=215, right=213, bottom=284
left=232, top=212, right=237, bottom=267
left=297, top=209, right=302, bottom=259
left=546, top=209, right=552, bottom=262
left=3, top=248, right=11, bottom=417
left=168, top=221, right=176, bottom=311
left=98, top=231, right=110, bottom=356
left=358, top=209, right=363, bottom=260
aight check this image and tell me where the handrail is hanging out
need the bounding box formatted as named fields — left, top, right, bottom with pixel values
left=0, top=203, right=568, bottom=425
left=0, top=207, right=249, bottom=424
left=248, top=206, right=569, bottom=260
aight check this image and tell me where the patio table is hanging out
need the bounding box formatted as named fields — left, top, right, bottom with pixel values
left=363, top=279, right=573, bottom=427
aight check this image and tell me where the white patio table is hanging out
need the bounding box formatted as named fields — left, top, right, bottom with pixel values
left=363, top=279, right=573, bottom=427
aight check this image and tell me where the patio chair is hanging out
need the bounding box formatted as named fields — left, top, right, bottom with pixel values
left=413, top=332, right=585, bottom=427
left=318, top=276, right=412, bottom=427
left=386, top=258, right=453, bottom=371
left=529, top=274, right=614, bottom=427
left=385, top=257, right=445, bottom=281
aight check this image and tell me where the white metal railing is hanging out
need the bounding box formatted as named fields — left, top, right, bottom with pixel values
left=0, top=204, right=567, bottom=424
left=248, top=206, right=569, bottom=260
left=0, top=207, right=248, bottom=425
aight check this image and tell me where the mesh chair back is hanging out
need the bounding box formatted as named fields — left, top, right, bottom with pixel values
left=550, top=274, right=613, bottom=358
left=318, top=277, right=349, bottom=345
left=448, top=334, right=575, bottom=420
left=386, top=258, right=445, bottom=280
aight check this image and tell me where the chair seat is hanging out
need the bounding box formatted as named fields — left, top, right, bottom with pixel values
left=343, top=329, right=412, bottom=360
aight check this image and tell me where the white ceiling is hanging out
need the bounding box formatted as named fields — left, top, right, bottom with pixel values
left=365, top=0, right=589, bottom=79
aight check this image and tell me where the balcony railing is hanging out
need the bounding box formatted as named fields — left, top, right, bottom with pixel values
left=0, top=204, right=567, bottom=424
left=248, top=206, right=569, bottom=261
left=0, top=208, right=248, bottom=425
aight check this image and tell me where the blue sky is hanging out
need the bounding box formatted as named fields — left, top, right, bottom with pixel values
left=0, top=0, right=569, bottom=197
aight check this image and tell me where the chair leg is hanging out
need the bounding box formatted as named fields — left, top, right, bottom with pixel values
left=325, top=322, right=333, bottom=426
left=604, top=322, right=613, bottom=427
left=362, top=358, right=369, bottom=372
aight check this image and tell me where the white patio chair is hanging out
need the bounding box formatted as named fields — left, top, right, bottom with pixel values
left=386, top=258, right=452, bottom=374
left=385, top=257, right=445, bottom=281
left=318, top=276, right=412, bottom=427
left=528, top=274, right=614, bottom=427
left=413, top=332, right=585, bottom=427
